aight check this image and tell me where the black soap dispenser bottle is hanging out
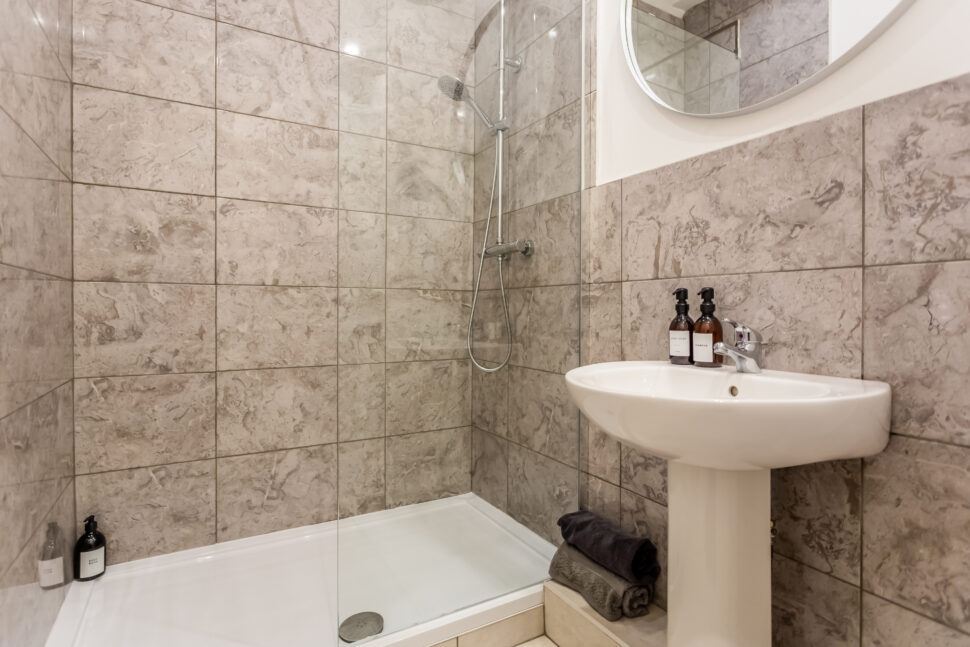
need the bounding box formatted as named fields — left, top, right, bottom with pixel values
left=668, top=288, right=694, bottom=365
left=692, top=287, right=723, bottom=367
left=74, top=515, right=106, bottom=581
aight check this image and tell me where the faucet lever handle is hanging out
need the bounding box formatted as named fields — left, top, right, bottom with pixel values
left=721, top=319, right=763, bottom=347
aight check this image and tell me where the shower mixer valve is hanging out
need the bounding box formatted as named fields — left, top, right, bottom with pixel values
left=483, top=239, right=535, bottom=258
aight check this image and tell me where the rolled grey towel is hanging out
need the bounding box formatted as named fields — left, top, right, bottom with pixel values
left=548, top=543, right=653, bottom=622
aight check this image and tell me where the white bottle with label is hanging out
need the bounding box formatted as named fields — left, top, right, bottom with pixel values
left=38, top=522, right=66, bottom=589
left=74, top=515, right=107, bottom=581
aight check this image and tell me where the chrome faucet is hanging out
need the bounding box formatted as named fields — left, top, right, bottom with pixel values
left=713, top=319, right=765, bottom=373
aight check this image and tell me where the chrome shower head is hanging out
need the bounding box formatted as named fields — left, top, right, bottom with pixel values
left=437, top=75, right=469, bottom=102
left=436, top=75, right=496, bottom=131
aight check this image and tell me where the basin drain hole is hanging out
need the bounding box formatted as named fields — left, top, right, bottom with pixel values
left=729, top=386, right=739, bottom=397
left=339, top=612, right=384, bottom=643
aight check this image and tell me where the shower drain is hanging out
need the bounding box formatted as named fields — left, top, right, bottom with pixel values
left=339, top=611, right=384, bottom=643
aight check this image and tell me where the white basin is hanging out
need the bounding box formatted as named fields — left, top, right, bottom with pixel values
left=565, top=361, right=892, bottom=471
left=564, top=361, right=891, bottom=647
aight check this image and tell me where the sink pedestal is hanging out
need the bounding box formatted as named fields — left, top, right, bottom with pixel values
left=667, top=463, right=771, bottom=647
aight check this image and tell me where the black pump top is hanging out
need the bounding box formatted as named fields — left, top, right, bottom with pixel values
left=672, top=288, right=689, bottom=315
left=698, top=287, right=716, bottom=315
left=84, top=515, right=98, bottom=534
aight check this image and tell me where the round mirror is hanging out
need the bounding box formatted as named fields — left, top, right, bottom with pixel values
left=622, top=0, right=915, bottom=117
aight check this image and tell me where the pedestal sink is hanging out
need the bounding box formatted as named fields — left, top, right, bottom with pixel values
left=564, top=362, right=891, bottom=647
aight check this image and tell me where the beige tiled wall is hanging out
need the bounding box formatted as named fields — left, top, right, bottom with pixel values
left=470, top=0, right=585, bottom=545
left=71, top=0, right=479, bottom=564
left=0, top=0, right=75, bottom=639
left=580, top=73, right=970, bottom=643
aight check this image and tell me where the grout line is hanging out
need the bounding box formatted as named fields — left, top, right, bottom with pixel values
left=0, top=259, right=72, bottom=282
left=383, top=0, right=390, bottom=513
left=858, top=104, right=866, bottom=647
left=73, top=81, right=474, bottom=157
left=0, top=104, right=72, bottom=182
left=213, top=8, right=220, bottom=542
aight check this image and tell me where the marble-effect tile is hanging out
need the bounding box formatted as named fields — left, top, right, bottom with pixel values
left=864, top=262, right=970, bottom=447
left=509, top=444, right=579, bottom=545
left=75, top=374, right=216, bottom=473
left=863, top=435, right=970, bottom=632
left=338, top=364, right=385, bottom=441
left=74, top=282, right=216, bottom=377
left=338, top=439, right=386, bottom=517
left=386, top=428, right=471, bottom=507
left=74, top=0, right=215, bottom=105
left=217, top=367, right=337, bottom=455
left=216, top=286, right=337, bottom=370
left=865, top=74, right=970, bottom=265
left=772, top=553, right=861, bottom=647
left=217, top=23, right=338, bottom=129
left=622, top=109, right=862, bottom=280
left=217, top=0, right=337, bottom=49
left=217, top=111, right=338, bottom=208
left=216, top=199, right=337, bottom=287
left=217, top=445, right=337, bottom=541
left=74, top=185, right=215, bottom=283
left=75, top=460, right=216, bottom=564
left=386, top=359, right=471, bottom=434
left=74, top=86, right=215, bottom=195
left=386, top=289, right=468, bottom=362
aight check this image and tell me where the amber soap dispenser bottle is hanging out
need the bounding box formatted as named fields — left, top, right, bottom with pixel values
left=693, top=287, right=723, bottom=367
left=668, top=288, right=694, bottom=365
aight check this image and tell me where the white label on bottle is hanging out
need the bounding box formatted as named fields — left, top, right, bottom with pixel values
left=38, top=556, right=64, bottom=587
left=669, top=330, right=691, bottom=357
left=693, top=333, right=714, bottom=363
left=79, top=547, right=105, bottom=579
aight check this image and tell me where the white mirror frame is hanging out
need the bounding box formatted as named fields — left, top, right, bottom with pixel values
left=621, top=0, right=917, bottom=118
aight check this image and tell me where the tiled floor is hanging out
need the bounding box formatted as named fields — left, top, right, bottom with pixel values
left=516, top=637, right=558, bottom=646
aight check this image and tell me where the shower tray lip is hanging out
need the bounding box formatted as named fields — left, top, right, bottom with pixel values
left=47, top=494, right=554, bottom=647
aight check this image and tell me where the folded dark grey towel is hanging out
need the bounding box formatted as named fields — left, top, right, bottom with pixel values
left=557, top=510, right=660, bottom=585
left=549, top=543, right=653, bottom=622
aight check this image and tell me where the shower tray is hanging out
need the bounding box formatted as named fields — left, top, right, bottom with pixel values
left=46, top=494, right=555, bottom=647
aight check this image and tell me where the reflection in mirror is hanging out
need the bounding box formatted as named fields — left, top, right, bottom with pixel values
left=624, top=0, right=913, bottom=117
